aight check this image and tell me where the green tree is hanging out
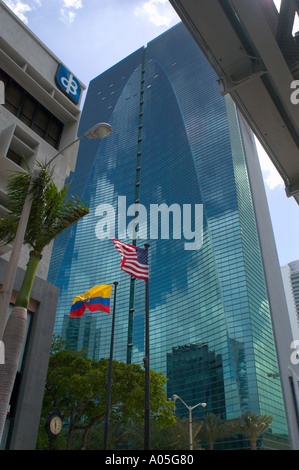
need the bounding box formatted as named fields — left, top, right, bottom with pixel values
left=197, top=413, right=231, bottom=450
left=230, top=411, right=273, bottom=450
left=148, top=418, right=203, bottom=450
left=104, top=418, right=204, bottom=450
left=0, top=164, right=89, bottom=441
left=39, top=349, right=175, bottom=450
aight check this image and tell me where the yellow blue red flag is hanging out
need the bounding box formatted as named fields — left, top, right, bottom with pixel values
left=70, top=284, right=112, bottom=318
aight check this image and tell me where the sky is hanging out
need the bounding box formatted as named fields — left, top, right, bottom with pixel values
left=2, top=0, right=299, bottom=267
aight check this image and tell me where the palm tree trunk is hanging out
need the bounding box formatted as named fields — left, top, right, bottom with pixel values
left=0, top=251, right=40, bottom=443
left=15, top=251, right=41, bottom=308
left=251, top=440, right=257, bottom=450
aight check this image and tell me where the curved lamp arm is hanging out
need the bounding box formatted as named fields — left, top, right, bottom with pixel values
left=46, top=122, right=113, bottom=168
left=172, top=394, right=206, bottom=411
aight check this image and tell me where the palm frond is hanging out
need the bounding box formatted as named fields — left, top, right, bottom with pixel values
left=0, top=162, right=89, bottom=254
left=5, top=171, right=32, bottom=217
left=0, top=215, right=18, bottom=245
left=32, top=192, right=89, bottom=252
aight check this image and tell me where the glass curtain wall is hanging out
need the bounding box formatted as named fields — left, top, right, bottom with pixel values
left=48, top=23, right=289, bottom=449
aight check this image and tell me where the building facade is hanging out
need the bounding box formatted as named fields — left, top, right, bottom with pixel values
left=48, top=23, right=297, bottom=449
left=0, top=0, right=84, bottom=449
left=281, top=260, right=299, bottom=433
left=281, top=260, right=299, bottom=342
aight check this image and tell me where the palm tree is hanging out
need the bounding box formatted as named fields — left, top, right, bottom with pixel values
left=197, top=413, right=230, bottom=450
left=0, top=163, right=89, bottom=441
left=232, top=411, right=273, bottom=450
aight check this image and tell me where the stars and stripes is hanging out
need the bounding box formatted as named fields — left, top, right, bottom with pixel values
left=112, top=239, right=149, bottom=281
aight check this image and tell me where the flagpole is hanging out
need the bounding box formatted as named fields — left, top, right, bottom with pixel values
left=144, top=243, right=150, bottom=450
left=103, top=281, right=118, bottom=450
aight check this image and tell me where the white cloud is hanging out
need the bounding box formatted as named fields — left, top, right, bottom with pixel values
left=134, top=0, right=178, bottom=27
left=3, top=0, right=84, bottom=26
left=3, top=0, right=34, bottom=24
left=63, top=0, right=82, bottom=7
left=255, top=138, right=284, bottom=190
left=60, top=0, right=83, bottom=25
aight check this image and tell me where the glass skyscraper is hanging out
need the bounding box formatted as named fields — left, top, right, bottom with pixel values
left=48, top=23, right=291, bottom=449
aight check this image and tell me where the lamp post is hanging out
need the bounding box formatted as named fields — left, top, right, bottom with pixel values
left=0, top=122, right=112, bottom=340
left=172, top=394, right=206, bottom=450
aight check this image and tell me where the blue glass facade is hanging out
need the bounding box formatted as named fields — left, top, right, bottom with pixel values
left=48, top=23, right=290, bottom=448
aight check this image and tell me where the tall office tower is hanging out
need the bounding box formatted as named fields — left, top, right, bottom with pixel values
left=48, top=23, right=296, bottom=449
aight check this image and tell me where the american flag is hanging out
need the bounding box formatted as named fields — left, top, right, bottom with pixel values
left=112, top=239, right=149, bottom=281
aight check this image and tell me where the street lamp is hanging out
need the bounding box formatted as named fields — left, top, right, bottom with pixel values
left=45, top=122, right=113, bottom=168
left=172, top=394, right=206, bottom=450
left=0, top=122, right=112, bottom=340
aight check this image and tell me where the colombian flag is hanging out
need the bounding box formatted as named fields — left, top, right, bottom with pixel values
left=70, top=284, right=112, bottom=318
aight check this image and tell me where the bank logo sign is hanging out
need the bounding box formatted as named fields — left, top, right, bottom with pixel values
left=55, top=64, right=82, bottom=104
